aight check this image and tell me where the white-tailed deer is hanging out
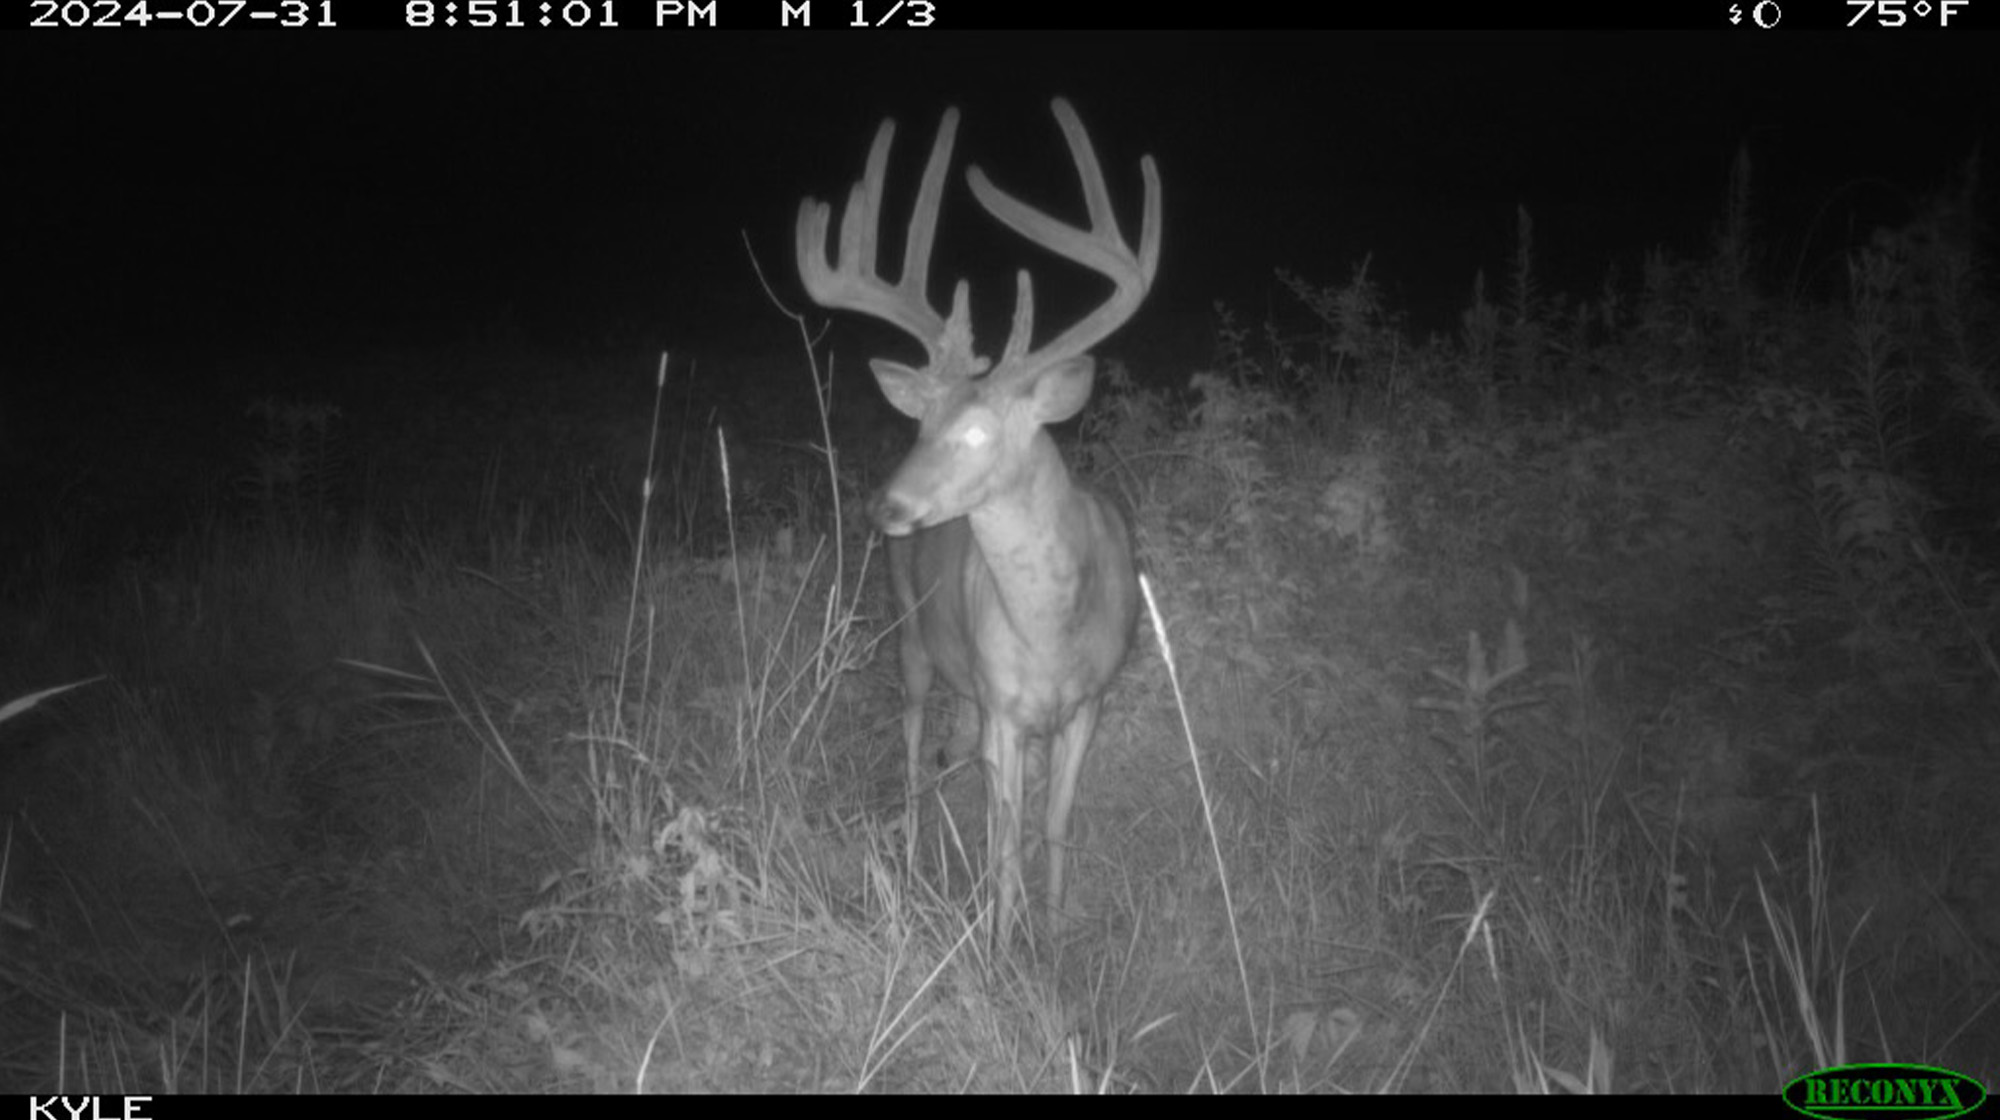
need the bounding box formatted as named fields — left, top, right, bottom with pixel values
left=796, top=98, right=1157, bottom=939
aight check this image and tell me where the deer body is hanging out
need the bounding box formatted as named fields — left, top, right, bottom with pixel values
left=797, top=98, right=1158, bottom=939
left=883, top=414, right=1139, bottom=934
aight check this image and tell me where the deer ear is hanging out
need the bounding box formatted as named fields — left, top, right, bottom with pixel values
left=871, top=359, right=935, bottom=419
left=1029, top=355, right=1095, bottom=425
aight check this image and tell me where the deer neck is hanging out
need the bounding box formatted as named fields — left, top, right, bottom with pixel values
left=964, top=433, right=1102, bottom=644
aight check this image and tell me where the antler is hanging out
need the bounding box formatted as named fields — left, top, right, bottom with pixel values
left=795, top=109, right=983, bottom=377
left=971, top=97, right=1161, bottom=376
left=796, top=98, right=1158, bottom=380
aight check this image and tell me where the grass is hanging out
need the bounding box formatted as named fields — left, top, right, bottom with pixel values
left=2, top=161, right=1995, bottom=1095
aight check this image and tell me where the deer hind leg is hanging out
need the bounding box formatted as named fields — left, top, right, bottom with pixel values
left=1043, top=699, right=1102, bottom=934
left=1018, top=733, right=1050, bottom=911
left=899, top=627, right=934, bottom=869
left=944, top=694, right=980, bottom=767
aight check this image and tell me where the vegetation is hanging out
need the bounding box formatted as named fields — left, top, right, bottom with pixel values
left=2, top=149, right=1995, bottom=1093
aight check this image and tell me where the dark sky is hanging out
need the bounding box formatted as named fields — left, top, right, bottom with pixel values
left=11, top=31, right=1994, bottom=373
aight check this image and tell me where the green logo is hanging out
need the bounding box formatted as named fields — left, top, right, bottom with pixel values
left=1784, top=1063, right=1988, bottom=1120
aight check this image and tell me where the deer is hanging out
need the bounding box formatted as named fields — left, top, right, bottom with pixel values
left=795, top=97, right=1157, bottom=941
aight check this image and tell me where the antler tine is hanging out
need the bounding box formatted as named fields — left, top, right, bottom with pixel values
left=968, top=97, right=1161, bottom=375
left=796, top=110, right=969, bottom=368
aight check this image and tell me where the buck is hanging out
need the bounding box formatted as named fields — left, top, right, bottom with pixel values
left=796, top=98, right=1157, bottom=940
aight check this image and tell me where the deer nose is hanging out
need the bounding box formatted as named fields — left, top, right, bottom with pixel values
left=870, top=489, right=920, bottom=537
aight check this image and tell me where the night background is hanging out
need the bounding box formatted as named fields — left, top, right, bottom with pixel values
left=18, top=33, right=1989, bottom=352
left=3, top=26, right=1997, bottom=1093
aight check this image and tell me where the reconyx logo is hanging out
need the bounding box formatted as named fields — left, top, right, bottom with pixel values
left=1784, top=1063, right=1988, bottom=1120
